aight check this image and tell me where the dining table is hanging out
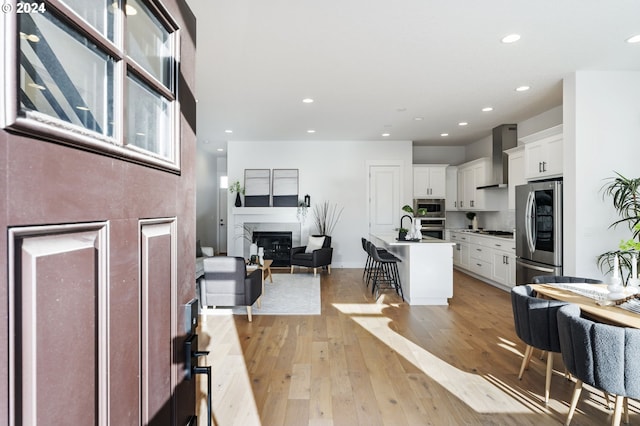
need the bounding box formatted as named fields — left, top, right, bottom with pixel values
left=530, top=283, right=640, bottom=329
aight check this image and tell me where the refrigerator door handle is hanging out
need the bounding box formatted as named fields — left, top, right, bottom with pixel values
left=524, top=192, right=535, bottom=254
left=516, top=258, right=556, bottom=273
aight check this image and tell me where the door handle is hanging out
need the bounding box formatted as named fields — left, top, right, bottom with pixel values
left=185, top=334, right=212, bottom=426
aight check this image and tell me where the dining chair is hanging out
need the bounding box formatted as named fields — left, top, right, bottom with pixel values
left=511, top=285, right=569, bottom=403
left=557, top=304, right=640, bottom=426
left=531, top=275, right=603, bottom=284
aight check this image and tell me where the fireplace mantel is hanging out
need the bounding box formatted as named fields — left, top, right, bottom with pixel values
left=229, top=207, right=310, bottom=257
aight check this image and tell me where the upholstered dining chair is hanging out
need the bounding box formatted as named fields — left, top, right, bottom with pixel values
left=198, top=256, right=262, bottom=322
left=532, top=275, right=603, bottom=284
left=557, top=304, right=640, bottom=426
left=511, top=285, right=569, bottom=403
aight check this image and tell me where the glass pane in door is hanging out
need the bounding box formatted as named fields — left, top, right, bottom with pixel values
left=534, top=189, right=554, bottom=252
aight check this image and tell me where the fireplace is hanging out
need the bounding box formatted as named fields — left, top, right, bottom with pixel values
left=254, top=231, right=293, bottom=267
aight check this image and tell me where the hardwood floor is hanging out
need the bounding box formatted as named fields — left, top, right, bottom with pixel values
left=196, top=269, right=638, bottom=425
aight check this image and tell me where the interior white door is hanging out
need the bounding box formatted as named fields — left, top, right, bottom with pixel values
left=218, top=188, right=228, bottom=254
left=369, top=165, right=401, bottom=236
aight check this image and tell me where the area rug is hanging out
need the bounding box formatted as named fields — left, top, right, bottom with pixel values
left=203, top=273, right=321, bottom=316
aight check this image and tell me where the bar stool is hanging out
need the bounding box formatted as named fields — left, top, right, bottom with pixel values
left=367, top=241, right=403, bottom=301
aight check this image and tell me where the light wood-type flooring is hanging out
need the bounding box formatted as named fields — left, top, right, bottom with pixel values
left=196, top=268, right=639, bottom=425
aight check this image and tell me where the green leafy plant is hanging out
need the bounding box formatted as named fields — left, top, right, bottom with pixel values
left=401, top=204, right=427, bottom=216
left=597, top=172, right=640, bottom=282
left=465, top=212, right=476, bottom=221
left=229, top=180, right=245, bottom=194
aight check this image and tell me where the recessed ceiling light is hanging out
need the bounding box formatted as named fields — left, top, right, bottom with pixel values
left=414, top=117, right=424, bottom=121
left=302, top=98, right=314, bottom=103
left=515, top=85, right=530, bottom=92
left=136, top=132, right=145, bottom=136
left=440, top=133, right=449, bottom=137
left=482, top=107, right=493, bottom=112
left=382, top=133, right=390, bottom=137
left=501, top=34, right=521, bottom=43
left=216, top=148, right=224, bottom=152
left=307, top=129, right=316, bottom=133
left=224, top=129, right=233, bottom=133
left=627, top=34, right=640, bottom=43
left=458, top=122, right=468, bottom=126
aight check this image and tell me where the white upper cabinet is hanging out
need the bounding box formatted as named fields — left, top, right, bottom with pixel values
left=521, top=125, right=563, bottom=180
left=456, top=158, right=491, bottom=210
left=445, top=166, right=458, bottom=210
left=413, top=165, right=447, bottom=198
left=505, top=146, right=525, bottom=210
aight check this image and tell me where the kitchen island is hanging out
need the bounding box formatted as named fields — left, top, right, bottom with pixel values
left=370, top=233, right=454, bottom=305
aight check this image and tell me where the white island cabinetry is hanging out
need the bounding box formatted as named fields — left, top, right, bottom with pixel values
left=370, top=233, right=454, bottom=305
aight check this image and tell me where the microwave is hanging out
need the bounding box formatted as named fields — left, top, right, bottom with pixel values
left=413, top=198, right=445, bottom=218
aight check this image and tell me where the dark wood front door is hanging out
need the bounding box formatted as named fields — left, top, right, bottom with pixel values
left=0, top=1, right=198, bottom=424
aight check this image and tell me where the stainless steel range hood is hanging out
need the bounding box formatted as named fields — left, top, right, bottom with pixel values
left=477, top=124, right=518, bottom=189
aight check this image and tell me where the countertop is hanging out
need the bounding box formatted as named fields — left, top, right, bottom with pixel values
left=373, top=233, right=455, bottom=246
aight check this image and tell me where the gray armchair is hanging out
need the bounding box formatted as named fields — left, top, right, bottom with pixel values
left=198, top=256, right=262, bottom=322
left=557, top=304, right=640, bottom=425
left=532, top=275, right=603, bottom=284
left=511, top=285, right=569, bottom=403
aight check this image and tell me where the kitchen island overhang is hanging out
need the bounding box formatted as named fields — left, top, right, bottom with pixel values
left=370, top=233, right=454, bottom=305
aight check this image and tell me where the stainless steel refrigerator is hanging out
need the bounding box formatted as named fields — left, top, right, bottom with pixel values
left=515, top=180, right=563, bottom=284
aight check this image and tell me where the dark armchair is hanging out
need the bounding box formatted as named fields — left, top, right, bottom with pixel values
left=198, top=256, right=262, bottom=322
left=290, top=235, right=333, bottom=276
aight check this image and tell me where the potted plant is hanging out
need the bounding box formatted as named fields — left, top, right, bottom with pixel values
left=466, top=211, right=477, bottom=229
left=401, top=204, right=427, bottom=216
left=229, top=180, right=245, bottom=207
left=312, top=201, right=344, bottom=243
left=597, top=172, right=640, bottom=284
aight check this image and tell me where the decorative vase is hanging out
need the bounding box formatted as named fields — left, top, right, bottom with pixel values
left=235, top=192, right=241, bottom=207
left=607, top=276, right=624, bottom=299
left=413, top=219, right=422, bottom=240
left=472, top=217, right=478, bottom=230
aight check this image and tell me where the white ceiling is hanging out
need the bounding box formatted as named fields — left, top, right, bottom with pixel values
left=186, top=0, right=640, bottom=155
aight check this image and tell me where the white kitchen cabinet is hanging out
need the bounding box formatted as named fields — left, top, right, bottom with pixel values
left=522, top=125, right=563, bottom=180
left=456, top=158, right=490, bottom=210
left=491, top=249, right=516, bottom=288
left=413, top=165, right=447, bottom=198
left=452, top=232, right=516, bottom=289
left=505, top=146, right=525, bottom=210
left=450, top=232, right=470, bottom=268
left=469, top=241, right=492, bottom=278
left=445, top=166, right=458, bottom=210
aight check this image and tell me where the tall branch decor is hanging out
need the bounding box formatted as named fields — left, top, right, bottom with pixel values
left=313, top=201, right=344, bottom=236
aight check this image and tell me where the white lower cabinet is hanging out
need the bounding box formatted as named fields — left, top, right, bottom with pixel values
left=450, top=231, right=516, bottom=290
left=491, top=250, right=516, bottom=288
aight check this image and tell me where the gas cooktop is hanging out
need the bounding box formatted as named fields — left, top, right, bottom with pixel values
left=461, top=229, right=514, bottom=237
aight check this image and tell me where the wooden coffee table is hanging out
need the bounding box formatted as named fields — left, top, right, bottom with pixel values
left=246, top=259, right=273, bottom=308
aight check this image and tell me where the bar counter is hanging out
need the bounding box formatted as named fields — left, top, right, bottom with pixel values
left=370, top=233, right=454, bottom=305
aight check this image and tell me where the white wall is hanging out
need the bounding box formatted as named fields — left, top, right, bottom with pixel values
left=227, top=140, right=413, bottom=267
left=518, top=105, right=563, bottom=139
left=564, top=71, right=640, bottom=280
left=412, top=145, right=466, bottom=165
